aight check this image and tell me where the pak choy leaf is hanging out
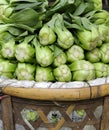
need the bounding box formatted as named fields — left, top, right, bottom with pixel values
left=10, top=0, right=41, bottom=3
left=12, top=2, right=42, bottom=11
left=69, top=15, right=84, bottom=30
left=0, top=32, right=14, bottom=43
left=65, top=14, right=96, bottom=31
left=64, top=21, right=83, bottom=30
left=1, top=8, right=44, bottom=31
left=11, top=0, right=48, bottom=13
left=73, top=0, right=94, bottom=16
left=73, top=1, right=88, bottom=16
left=45, top=0, right=75, bottom=19
left=8, top=26, right=24, bottom=36
left=81, top=17, right=93, bottom=30
left=10, top=8, right=44, bottom=27
left=63, top=13, right=83, bottom=30
left=0, top=23, right=30, bottom=36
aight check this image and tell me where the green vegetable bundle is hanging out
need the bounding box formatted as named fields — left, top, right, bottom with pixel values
left=0, top=0, right=109, bottom=82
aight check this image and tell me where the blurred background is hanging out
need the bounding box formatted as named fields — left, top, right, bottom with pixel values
left=103, top=0, right=109, bottom=11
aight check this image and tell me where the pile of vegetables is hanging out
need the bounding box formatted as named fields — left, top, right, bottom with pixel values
left=0, top=0, right=109, bottom=82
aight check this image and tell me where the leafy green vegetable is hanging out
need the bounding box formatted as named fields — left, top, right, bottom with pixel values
left=15, top=35, right=35, bottom=62
left=93, top=62, right=108, bottom=78
left=0, top=58, right=16, bottom=78
left=0, top=72, right=14, bottom=79
left=1, top=38, right=16, bottom=59
left=53, top=64, right=72, bottom=82
left=15, top=63, right=35, bottom=80
left=90, top=10, right=109, bottom=25
left=9, top=8, right=43, bottom=28
left=39, top=24, right=56, bottom=45
left=66, top=45, right=84, bottom=63
left=85, top=48, right=101, bottom=63
left=98, top=24, right=109, bottom=43
left=53, top=46, right=67, bottom=67
left=100, top=43, right=109, bottom=63
left=76, top=26, right=99, bottom=50
left=0, top=59, right=16, bottom=73
left=54, top=14, right=74, bottom=49
left=33, top=37, right=54, bottom=67
left=45, top=0, right=75, bottom=19
left=85, top=0, right=102, bottom=11
left=69, top=60, right=95, bottom=81
left=0, top=0, right=108, bottom=82
left=35, top=66, right=54, bottom=82
left=0, top=32, right=14, bottom=43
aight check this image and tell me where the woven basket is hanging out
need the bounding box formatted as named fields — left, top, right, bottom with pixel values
left=1, top=78, right=109, bottom=130
left=0, top=77, right=109, bottom=101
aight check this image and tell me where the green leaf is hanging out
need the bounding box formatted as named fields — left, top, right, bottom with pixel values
left=10, top=8, right=43, bottom=27
left=13, top=2, right=42, bottom=11
left=10, top=0, right=39, bottom=4
left=0, top=32, right=14, bottom=43
left=81, top=17, right=92, bottom=30
left=8, top=26, right=24, bottom=36
left=84, top=10, right=97, bottom=19
left=73, top=2, right=87, bottom=16
left=64, top=21, right=83, bottom=30
left=46, top=0, right=75, bottom=19
left=10, top=23, right=35, bottom=33
left=70, top=15, right=82, bottom=26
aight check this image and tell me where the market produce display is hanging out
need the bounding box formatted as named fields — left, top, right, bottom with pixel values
left=0, top=0, right=109, bottom=82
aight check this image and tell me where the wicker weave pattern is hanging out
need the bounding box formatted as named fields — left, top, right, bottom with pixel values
left=11, top=97, right=103, bottom=130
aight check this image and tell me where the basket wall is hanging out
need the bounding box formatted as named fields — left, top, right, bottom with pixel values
left=4, top=96, right=105, bottom=130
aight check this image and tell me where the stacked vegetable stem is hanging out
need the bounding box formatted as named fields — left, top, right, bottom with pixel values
left=0, top=0, right=109, bottom=82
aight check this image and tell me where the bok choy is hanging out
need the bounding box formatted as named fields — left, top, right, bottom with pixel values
left=54, top=14, right=74, bottom=49
left=93, top=62, right=108, bottom=78
left=33, top=37, right=54, bottom=67
left=69, top=60, right=95, bottom=81
left=1, top=38, right=16, bottom=59
left=0, top=59, right=16, bottom=78
left=66, top=45, right=84, bottom=63
left=39, top=24, right=56, bottom=45
left=35, top=66, right=54, bottom=82
left=53, top=46, right=67, bottom=67
left=100, top=43, right=109, bottom=63
left=53, top=64, right=72, bottom=82
left=85, top=48, right=101, bottom=63
left=15, top=63, right=35, bottom=80
left=15, top=35, right=35, bottom=62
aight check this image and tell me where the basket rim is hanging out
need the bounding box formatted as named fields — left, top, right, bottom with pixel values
left=2, top=84, right=109, bottom=101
